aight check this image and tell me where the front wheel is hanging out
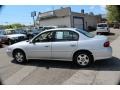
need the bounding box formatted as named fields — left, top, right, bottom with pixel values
left=73, top=52, right=94, bottom=67
left=8, top=39, right=14, bottom=45
left=0, top=44, right=2, bottom=48
left=13, top=50, right=27, bottom=64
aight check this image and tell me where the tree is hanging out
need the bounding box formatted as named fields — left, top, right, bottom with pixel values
left=10, top=23, right=25, bottom=29
left=106, top=5, right=120, bottom=23
left=0, top=23, right=25, bottom=29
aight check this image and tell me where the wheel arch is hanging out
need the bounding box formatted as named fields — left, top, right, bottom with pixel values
left=72, top=49, right=94, bottom=61
left=12, top=48, right=27, bottom=59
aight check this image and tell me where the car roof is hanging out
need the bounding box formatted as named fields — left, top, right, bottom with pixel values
left=97, top=23, right=108, bottom=25
left=41, top=28, right=78, bottom=33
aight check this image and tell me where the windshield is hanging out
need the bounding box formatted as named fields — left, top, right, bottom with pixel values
left=76, top=29, right=94, bottom=38
left=15, top=30, right=26, bottom=34
left=97, top=24, right=107, bottom=27
left=6, top=30, right=15, bottom=34
left=0, top=30, right=6, bottom=35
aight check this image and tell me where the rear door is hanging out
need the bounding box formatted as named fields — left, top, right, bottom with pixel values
left=51, top=30, right=79, bottom=60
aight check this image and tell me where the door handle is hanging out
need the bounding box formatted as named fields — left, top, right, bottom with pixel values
left=44, top=46, right=49, bottom=47
left=70, top=44, right=76, bottom=47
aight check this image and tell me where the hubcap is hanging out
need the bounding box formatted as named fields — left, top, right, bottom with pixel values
left=15, top=52, right=24, bottom=62
left=77, top=54, right=89, bottom=66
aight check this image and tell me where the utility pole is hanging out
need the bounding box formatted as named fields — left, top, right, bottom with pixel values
left=31, top=11, right=36, bottom=28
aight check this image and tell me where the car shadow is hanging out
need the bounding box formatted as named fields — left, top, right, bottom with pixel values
left=11, top=56, right=120, bottom=71
left=103, top=32, right=115, bottom=36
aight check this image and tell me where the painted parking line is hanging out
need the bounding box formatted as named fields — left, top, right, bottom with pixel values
left=3, top=66, right=37, bottom=85
left=62, top=70, right=97, bottom=85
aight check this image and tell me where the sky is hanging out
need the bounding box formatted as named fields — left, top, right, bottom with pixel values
left=0, top=5, right=106, bottom=25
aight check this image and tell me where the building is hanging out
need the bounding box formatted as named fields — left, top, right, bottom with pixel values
left=36, top=7, right=101, bottom=30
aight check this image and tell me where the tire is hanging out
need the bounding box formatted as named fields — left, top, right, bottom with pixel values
left=97, top=32, right=101, bottom=35
left=13, top=50, right=27, bottom=64
left=28, top=35, right=33, bottom=40
left=0, top=44, right=2, bottom=48
left=73, top=52, right=94, bottom=67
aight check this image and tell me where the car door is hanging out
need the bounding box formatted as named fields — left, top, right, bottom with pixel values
left=27, top=31, right=53, bottom=59
left=51, top=30, right=79, bottom=60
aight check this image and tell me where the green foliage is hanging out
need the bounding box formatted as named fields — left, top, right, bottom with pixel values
left=106, top=5, right=120, bottom=23
left=0, top=23, right=25, bottom=29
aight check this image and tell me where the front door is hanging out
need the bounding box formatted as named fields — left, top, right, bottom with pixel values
left=27, top=31, right=53, bottom=59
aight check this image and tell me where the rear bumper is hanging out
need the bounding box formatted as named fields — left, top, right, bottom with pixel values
left=96, top=29, right=109, bottom=33
left=92, top=46, right=112, bottom=61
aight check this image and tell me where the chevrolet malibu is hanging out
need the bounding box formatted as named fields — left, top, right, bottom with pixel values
left=6, top=28, right=112, bottom=67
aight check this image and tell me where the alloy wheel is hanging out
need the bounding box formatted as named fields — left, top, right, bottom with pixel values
left=15, top=52, right=24, bottom=63
left=77, top=54, right=89, bottom=66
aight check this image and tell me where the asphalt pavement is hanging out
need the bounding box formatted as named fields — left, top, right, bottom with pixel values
left=0, top=28, right=120, bottom=85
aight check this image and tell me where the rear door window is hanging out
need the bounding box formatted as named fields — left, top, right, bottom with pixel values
left=55, top=30, right=79, bottom=41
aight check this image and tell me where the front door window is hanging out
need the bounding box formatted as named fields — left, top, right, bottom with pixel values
left=33, top=31, right=54, bottom=43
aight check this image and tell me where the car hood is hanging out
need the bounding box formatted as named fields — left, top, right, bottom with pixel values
left=14, top=40, right=28, bottom=45
left=7, top=34, right=26, bottom=38
left=8, top=40, right=29, bottom=48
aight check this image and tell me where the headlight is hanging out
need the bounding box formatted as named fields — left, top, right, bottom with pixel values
left=12, top=37, right=18, bottom=40
left=7, top=47, right=12, bottom=51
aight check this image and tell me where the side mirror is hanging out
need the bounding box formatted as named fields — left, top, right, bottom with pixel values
left=29, top=40, right=35, bottom=44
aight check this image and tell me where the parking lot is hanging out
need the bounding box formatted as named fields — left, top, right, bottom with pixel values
left=0, top=28, right=120, bottom=85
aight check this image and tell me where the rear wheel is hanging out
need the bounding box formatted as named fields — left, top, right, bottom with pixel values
left=13, top=50, right=27, bottom=64
left=73, top=52, right=94, bottom=67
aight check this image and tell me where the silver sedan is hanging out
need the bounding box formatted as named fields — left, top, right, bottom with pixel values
left=6, top=28, right=112, bottom=67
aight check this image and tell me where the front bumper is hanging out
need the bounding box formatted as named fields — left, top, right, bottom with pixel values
left=6, top=48, right=13, bottom=57
left=1, top=38, right=8, bottom=44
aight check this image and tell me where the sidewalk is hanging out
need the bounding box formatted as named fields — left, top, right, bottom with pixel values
left=62, top=35, right=120, bottom=85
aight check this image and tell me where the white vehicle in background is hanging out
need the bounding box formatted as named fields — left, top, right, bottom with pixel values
left=96, top=23, right=110, bottom=35
left=6, top=30, right=27, bottom=45
left=6, top=28, right=112, bottom=67
left=6, top=34, right=27, bottom=45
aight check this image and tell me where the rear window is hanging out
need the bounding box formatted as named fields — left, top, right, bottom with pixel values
left=97, top=24, right=107, bottom=27
left=76, top=29, right=94, bottom=38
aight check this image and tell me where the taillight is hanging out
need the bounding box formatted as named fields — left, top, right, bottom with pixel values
left=104, top=41, right=110, bottom=47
